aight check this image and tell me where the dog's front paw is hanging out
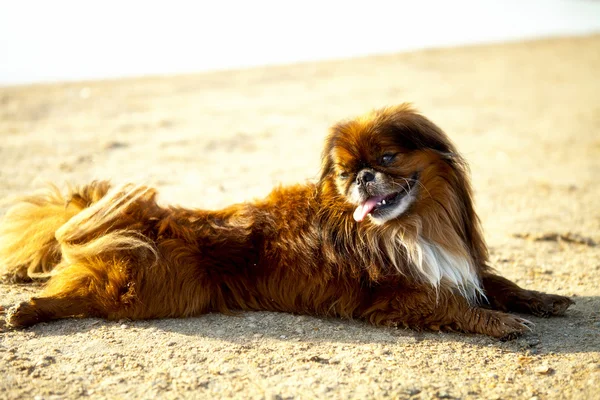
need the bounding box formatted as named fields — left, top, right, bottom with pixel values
left=527, top=292, right=575, bottom=318
left=494, top=314, right=534, bottom=341
left=459, top=308, right=533, bottom=340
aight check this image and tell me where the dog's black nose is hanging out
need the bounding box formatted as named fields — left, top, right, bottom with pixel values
left=356, top=170, right=375, bottom=186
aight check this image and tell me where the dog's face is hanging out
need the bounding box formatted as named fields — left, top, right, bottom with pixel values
left=320, top=104, right=460, bottom=226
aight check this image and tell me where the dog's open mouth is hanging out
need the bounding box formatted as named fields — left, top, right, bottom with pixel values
left=353, top=173, right=418, bottom=222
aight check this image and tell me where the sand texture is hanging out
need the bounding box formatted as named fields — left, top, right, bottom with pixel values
left=1, top=35, right=599, bottom=399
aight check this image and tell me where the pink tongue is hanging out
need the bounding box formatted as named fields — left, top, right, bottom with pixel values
left=353, top=195, right=386, bottom=222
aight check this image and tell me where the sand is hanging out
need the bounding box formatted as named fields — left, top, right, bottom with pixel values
left=1, top=35, right=599, bottom=399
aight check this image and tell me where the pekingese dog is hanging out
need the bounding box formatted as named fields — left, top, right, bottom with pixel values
left=0, top=104, right=573, bottom=339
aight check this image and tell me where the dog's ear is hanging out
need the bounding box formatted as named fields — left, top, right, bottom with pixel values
left=384, top=104, right=458, bottom=156
left=318, top=127, right=338, bottom=183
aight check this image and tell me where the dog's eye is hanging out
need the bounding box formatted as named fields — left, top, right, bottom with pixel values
left=338, top=171, right=349, bottom=180
left=380, top=154, right=396, bottom=165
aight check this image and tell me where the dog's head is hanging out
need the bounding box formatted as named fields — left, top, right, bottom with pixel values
left=320, top=104, right=461, bottom=223
left=318, top=104, right=487, bottom=295
left=319, top=104, right=488, bottom=265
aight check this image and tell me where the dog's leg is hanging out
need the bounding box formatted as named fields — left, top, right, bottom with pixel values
left=5, top=257, right=137, bottom=329
left=481, top=273, right=574, bottom=317
left=361, top=287, right=532, bottom=340
left=6, top=296, right=100, bottom=328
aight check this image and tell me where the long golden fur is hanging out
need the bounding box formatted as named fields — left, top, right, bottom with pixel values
left=0, top=104, right=573, bottom=339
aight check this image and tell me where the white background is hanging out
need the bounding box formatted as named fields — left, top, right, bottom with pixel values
left=1, top=0, right=599, bottom=85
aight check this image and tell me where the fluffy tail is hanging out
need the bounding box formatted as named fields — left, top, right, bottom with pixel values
left=54, top=183, right=158, bottom=268
left=2, top=182, right=161, bottom=327
left=0, top=181, right=112, bottom=282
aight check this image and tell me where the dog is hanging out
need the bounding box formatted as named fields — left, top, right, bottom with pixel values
left=0, top=104, right=573, bottom=339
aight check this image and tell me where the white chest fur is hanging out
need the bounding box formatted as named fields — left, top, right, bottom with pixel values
left=384, top=234, right=483, bottom=303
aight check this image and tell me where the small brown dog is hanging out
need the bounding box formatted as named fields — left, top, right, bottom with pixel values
left=0, top=104, right=573, bottom=339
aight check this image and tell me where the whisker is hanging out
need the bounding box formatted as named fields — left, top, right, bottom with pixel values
left=389, top=177, right=432, bottom=200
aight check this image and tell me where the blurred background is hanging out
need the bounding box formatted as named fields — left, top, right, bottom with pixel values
left=1, top=0, right=600, bottom=85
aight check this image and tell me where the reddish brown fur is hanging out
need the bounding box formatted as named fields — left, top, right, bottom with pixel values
left=0, top=104, right=573, bottom=339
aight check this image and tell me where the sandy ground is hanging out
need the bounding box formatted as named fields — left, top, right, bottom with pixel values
left=1, top=35, right=599, bottom=399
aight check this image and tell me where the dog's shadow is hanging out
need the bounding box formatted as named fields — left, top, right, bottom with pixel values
left=10, top=296, right=599, bottom=354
